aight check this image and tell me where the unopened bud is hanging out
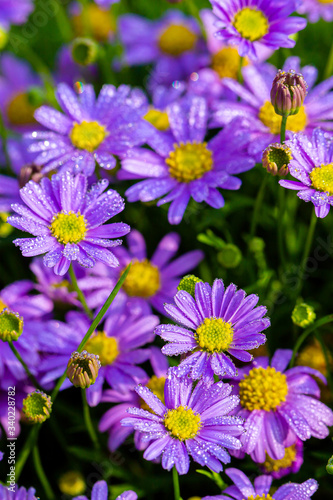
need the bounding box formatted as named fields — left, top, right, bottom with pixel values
left=271, top=69, right=307, bottom=117
left=0, top=309, right=23, bottom=342
left=292, top=303, right=316, bottom=328
left=248, top=237, right=265, bottom=253
left=177, top=275, right=202, bottom=297
left=23, top=390, right=52, bottom=424
left=71, top=37, right=99, bottom=66
left=217, top=244, right=242, bottom=269
left=0, top=212, right=13, bottom=238
left=327, top=456, right=333, bottom=475
left=59, top=471, right=86, bottom=496
left=0, top=26, right=8, bottom=50
left=262, top=142, right=292, bottom=177
left=67, top=350, right=101, bottom=388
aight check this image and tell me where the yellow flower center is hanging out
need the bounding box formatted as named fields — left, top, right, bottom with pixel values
left=247, top=495, right=274, bottom=500
left=72, top=4, right=116, bottom=42
left=141, top=376, right=166, bottom=412
left=50, top=211, right=87, bottom=245
left=195, top=317, right=234, bottom=353
left=59, top=471, right=86, bottom=496
left=164, top=406, right=201, bottom=440
left=0, top=298, right=7, bottom=313
left=239, top=366, right=288, bottom=411
left=85, top=331, right=119, bottom=366
left=0, top=26, right=8, bottom=49
left=317, top=0, right=333, bottom=3
left=158, top=24, right=197, bottom=56
left=6, top=92, right=37, bottom=126
left=263, top=444, right=297, bottom=473
left=259, top=101, right=307, bottom=135
left=70, top=121, right=107, bottom=152
left=122, top=259, right=160, bottom=298
left=166, top=142, right=213, bottom=183
left=211, top=47, right=247, bottom=80
left=144, top=108, right=170, bottom=131
left=233, top=8, right=269, bottom=41
left=309, top=163, right=333, bottom=195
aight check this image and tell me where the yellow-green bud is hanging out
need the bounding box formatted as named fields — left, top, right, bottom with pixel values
left=71, top=37, right=99, bottom=66
left=0, top=212, right=14, bottom=238
left=291, top=303, right=316, bottom=328
left=217, top=244, right=242, bottom=269
left=262, top=143, right=292, bottom=177
left=177, top=275, right=202, bottom=297
left=327, top=456, right=333, bottom=475
left=249, top=237, right=265, bottom=253
left=0, top=309, right=23, bottom=342
left=67, top=350, right=101, bottom=388
left=59, top=471, right=86, bottom=496
left=0, top=25, right=8, bottom=50
left=23, top=390, right=52, bottom=424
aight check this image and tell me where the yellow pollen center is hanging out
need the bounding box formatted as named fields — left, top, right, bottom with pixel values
left=158, top=24, right=197, bottom=56
left=122, top=259, right=160, bottom=298
left=164, top=406, right=201, bottom=440
left=259, top=101, right=307, bottom=135
left=166, top=142, right=213, bottom=183
left=141, top=376, right=166, bottom=412
left=70, top=121, right=107, bottom=152
left=317, top=0, right=333, bottom=3
left=263, top=444, right=297, bottom=473
left=6, top=92, right=37, bottom=126
left=85, top=331, right=119, bottom=366
left=0, top=299, right=7, bottom=313
left=247, top=495, right=274, bottom=500
left=144, top=108, right=170, bottom=131
left=309, top=163, right=333, bottom=195
left=72, top=5, right=116, bottom=42
left=233, top=8, right=269, bottom=41
left=50, top=211, right=87, bottom=244
left=211, top=47, right=248, bottom=79
left=195, top=317, right=234, bottom=353
left=239, top=366, right=288, bottom=411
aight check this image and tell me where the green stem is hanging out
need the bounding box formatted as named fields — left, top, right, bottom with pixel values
left=294, top=209, right=317, bottom=298
left=8, top=341, right=43, bottom=390
left=55, top=1, right=73, bottom=43
left=172, top=466, right=181, bottom=500
left=33, top=445, right=55, bottom=500
left=290, top=314, right=333, bottom=367
left=68, top=263, right=93, bottom=319
left=82, top=389, right=100, bottom=449
left=250, top=174, right=268, bottom=238
left=238, top=56, right=244, bottom=83
left=185, top=0, right=204, bottom=32
left=280, top=115, right=288, bottom=144
left=16, top=425, right=40, bottom=480
left=0, top=110, right=11, bottom=171
left=277, top=187, right=287, bottom=268
left=324, top=39, right=333, bottom=80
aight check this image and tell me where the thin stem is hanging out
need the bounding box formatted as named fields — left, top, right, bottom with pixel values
left=280, top=115, right=288, bottom=144
left=33, top=445, right=55, bottom=500
left=82, top=389, right=100, bottom=449
left=290, top=314, right=333, bottom=367
left=324, top=39, right=333, bottom=80
left=172, top=466, right=181, bottom=500
left=16, top=425, right=40, bottom=480
left=238, top=56, right=244, bottom=83
left=250, top=174, right=268, bottom=238
left=0, top=110, right=11, bottom=171
left=294, top=209, right=317, bottom=298
left=55, top=1, right=73, bottom=43
left=185, top=0, right=204, bottom=32
left=8, top=341, right=43, bottom=390
left=277, top=187, right=287, bottom=269
left=69, top=263, right=93, bottom=319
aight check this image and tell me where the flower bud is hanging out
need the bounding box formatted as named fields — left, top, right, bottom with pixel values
left=59, top=471, right=86, bottom=496
left=248, top=237, right=265, bottom=254
left=262, top=143, right=292, bottom=177
left=22, top=390, right=52, bottom=424
left=0, top=212, right=14, bottom=238
left=217, top=244, right=242, bottom=269
left=327, top=456, right=333, bottom=475
left=67, top=350, right=101, bottom=388
left=291, top=303, right=316, bottom=328
left=71, top=37, right=99, bottom=66
left=0, top=26, right=8, bottom=50
left=0, top=309, right=23, bottom=342
left=177, top=275, right=202, bottom=297
left=270, top=69, right=307, bottom=117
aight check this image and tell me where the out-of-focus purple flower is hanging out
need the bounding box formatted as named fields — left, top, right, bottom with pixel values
left=202, top=468, right=318, bottom=500
left=0, top=280, right=53, bottom=320
left=211, top=57, right=333, bottom=161
left=298, top=0, right=333, bottom=23
left=120, top=95, right=254, bottom=225
left=122, top=370, right=244, bottom=475
left=8, top=172, right=130, bottom=276
left=210, top=0, right=306, bottom=60
left=55, top=46, right=98, bottom=87
left=231, top=349, right=333, bottom=463
left=279, top=128, right=333, bottom=218
left=156, top=278, right=269, bottom=380
left=0, top=0, right=34, bottom=29
left=259, top=437, right=304, bottom=479
left=0, top=484, right=39, bottom=499
left=73, top=480, right=137, bottom=500
left=94, top=0, right=119, bottom=5
left=25, top=82, right=151, bottom=176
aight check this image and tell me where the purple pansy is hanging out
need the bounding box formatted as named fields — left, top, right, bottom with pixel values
left=210, top=0, right=306, bottom=60
left=156, top=278, right=269, bottom=380
left=211, top=57, right=333, bottom=161
left=25, top=82, right=151, bottom=175
left=0, top=0, right=34, bottom=29
left=74, top=481, right=137, bottom=500
left=231, top=349, right=333, bottom=463
left=0, top=484, right=38, bottom=499
left=8, top=171, right=130, bottom=276
left=121, top=371, right=244, bottom=475
left=298, top=0, right=333, bottom=23
left=279, top=128, right=333, bottom=218
left=202, top=468, right=318, bottom=500
left=120, top=95, right=254, bottom=225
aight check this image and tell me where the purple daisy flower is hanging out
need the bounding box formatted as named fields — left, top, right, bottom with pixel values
left=211, top=57, right=333, bottom=161
left=0, top=484, right=38, bottom=499
left=121, top=370, right=244, bottom=475
left=0, top=279, right=53, bottom=320
left=279, top=128, right=333, bottom=218
left=0, top=0, right=34, bottom=29
left=25, top=82, right=151, bottom=175
left=298, top=0, right=333, bottom=23
left=259, top=437, right=303, bottom=479
left=210, top=0, right=306, bottom=60
left=0, top=174, right=20, bottom=213
left=156, top=278, right=270, bottom=379
left=230, top=349, right=333, bottom=463
left=94, top=0, right=119, bottom=5
left=74, top=481, right=136, bottom=500
left=120, top=95, right=254, bottom=225
left=8, top=171, right=130, bottom=276
left=202, top=468, right=318, bottom=500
